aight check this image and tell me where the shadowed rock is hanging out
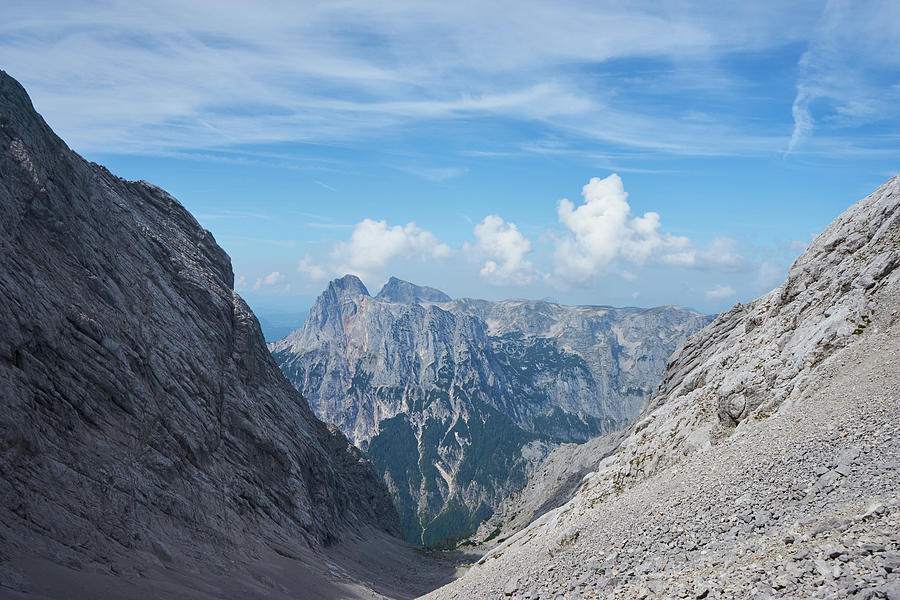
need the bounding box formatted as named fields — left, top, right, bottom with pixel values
left=0, top=70, right=440, bottom=599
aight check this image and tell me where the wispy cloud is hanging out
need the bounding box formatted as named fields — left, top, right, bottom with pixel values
left=8, top=1, right=890, bottom=161
left=705, top=284, right=736, bottom=300
left=195, top=210, right=274, bottom=221
left=306, top=222, right=355, bottom=230
left=787, top=0, right=900, bottom=155
left=392, top=165, right=467, bottom=182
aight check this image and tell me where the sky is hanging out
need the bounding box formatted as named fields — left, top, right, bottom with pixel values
left=3, top=0, right=899, bottom=329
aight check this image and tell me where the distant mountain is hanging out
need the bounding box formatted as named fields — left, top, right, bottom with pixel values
left=0, top=70, right=432, bottom=599
left=424, top=177, right=900, bottom=599
left=376, top=276, right=452, bottom=303
left=270, top=277, right=712, bottom=546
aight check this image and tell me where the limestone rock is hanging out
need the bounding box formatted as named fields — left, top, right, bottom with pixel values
left=0, top=70, right=410, bottom=598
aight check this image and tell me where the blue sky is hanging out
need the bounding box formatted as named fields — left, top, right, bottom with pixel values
left=3, top=0, right=899, bottom=326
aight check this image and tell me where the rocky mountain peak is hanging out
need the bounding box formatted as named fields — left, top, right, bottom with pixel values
left=327, top=273, right=370, bottom=299
left=376, top=276, right=452, bottom=303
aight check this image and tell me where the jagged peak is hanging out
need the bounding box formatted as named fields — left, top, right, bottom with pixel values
left=326, top=274, right=370, bottom=298
left=375, top=276, right=451, bottom=303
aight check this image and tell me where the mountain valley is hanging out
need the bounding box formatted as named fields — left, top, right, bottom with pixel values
left=1, top=64, right=898, bottom=600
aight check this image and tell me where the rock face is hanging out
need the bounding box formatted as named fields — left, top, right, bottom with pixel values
left=423, top=176, right=900, bottom=599
left=270, top=277, right=711, bottom=546
left=0, top=70, right=415, bottom=599
left=466, top=430, right=626, bottom=549
left=377, top=276, right=452, bottom=303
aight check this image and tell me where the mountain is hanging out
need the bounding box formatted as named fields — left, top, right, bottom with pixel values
left=270, top=278, right=712, bottom=546
left=0, top=70, right=452, bottom=600
left=376, top=276, right=452, bottom=303
left=423, top=176, right=900, bottom=599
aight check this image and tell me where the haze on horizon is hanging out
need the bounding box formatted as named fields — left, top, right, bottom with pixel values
left=3, top=0, right=899, bottom=323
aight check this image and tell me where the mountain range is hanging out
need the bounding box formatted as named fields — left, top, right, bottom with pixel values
left=270, top=276, right=712, bottom=546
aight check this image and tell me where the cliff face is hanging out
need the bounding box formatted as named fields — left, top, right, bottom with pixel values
left=0, top=70, right=407, bottom=598
left=271, top=277, right=711, bottom=545
left=424, top=177, right=900, bottom=599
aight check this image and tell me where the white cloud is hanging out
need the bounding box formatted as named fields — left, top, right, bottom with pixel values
left=262, top=271, right=285, bottom=285
left=787, top=1, right=900, bottom=154
left=705, top=284, right=736, bottom=300
left=790, top=239, right=809, bottom=252
left=1, top=1, right=856, bottom=158
left=253, top=271, right=286, bottom=289
left=553, top=174, right=692, bottom=281
left=334, top=219, right=451, bottom=277
left=393, top=165, right=467, bottom=182
left=471, top=215, right=536, bottom=285
left=658, top=236, right=745, bottom=270
left=553, top=175, right=747, bottom=281
left=755, top=261, right=784, bottom=291
left=298, top=254, right=328, bottom=281
left=298, top=219, right=451, bottom=283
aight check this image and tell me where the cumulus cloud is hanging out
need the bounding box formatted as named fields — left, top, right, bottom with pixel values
left=253, top=271, right=286, bottom=289
left=705, top=284, right=736, bottom=300
left=335, top=219, right=451, bottom=275
left=471, top=215, right=536, bottom=285
left=297, top=254, right=328, bottom=280
left=553, top=174, right=692, bottom=281
left=299, top=218, right=451, bottom=283
left=552, top=174, right=747, bottom=282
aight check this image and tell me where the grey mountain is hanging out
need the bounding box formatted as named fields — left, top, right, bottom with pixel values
left=424, top=177, right=900, bottom=599
left=0, top=70, right=453, bottom=599
left=270, top=278, right=712, bottom=546
left=376, top=276, right=452, bottom=303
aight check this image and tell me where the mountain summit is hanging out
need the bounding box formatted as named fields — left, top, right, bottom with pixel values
left=376, top=276, right=453, bottom=303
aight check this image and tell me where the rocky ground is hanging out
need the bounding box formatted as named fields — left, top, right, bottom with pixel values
left=425, top=289, right=899, bottom=599
left=468, top=432, right=626, bottom=549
